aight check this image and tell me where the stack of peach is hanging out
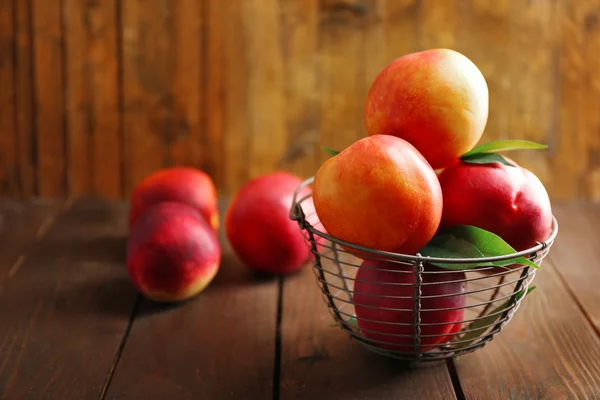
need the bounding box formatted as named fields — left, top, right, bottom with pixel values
left=125, top=48, right=554, bottom=354
left=126, top=168, right=322, bottom=302
left=311, top=48, right=554, bottom=353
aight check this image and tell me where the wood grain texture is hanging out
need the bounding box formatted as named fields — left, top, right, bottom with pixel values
left=168, top=0, right=203, bottom=169
left=505, top=0, right=556, bottom=187
left=121, top=0, right=171, bottom=194
left=362, top=0, right=388, bottom=135
left=279, top=266, right=457, bottom=400
left=104, top=204, right=278, bottom=400
left=64, top=0, right=122, bottom=198
left=317, top=0, right=368, bottom=165
left=0, top=200, right=138, bottom=399
left=203, top=0, right=225, bottom=188
left=384, top=0, right=419, bottom=59
left=456, top=0, right=510, bottom=143
left=63, top=0, right=91, bottom=196
left=0, top=0, right=18, bottom=196
left=553, top=0, right=600, bottom=200
left=550, top=202, right=600, bottom=332
left=418, top=0, right=458, bottom=50
left=244, top=0, right=287, bottom=180
left=32, top=0, right=67, bottom=198
left=2, top=0, right=600, bottom=199
left=221, top=0, right=250, bottom=195
left=454, top=258, right=600, bottom=399
left=0, top=199, right=60, bottom=281
left=14, top=0, right=36, bottom=197
left=279, top=0, right=319, bottom=178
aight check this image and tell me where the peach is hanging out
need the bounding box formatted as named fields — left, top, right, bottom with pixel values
left=129, top=167, right=219, bottom=231
left=364, top=48, right=489, bottom=170
left=312, top=134, right=442, bottom=255
left=127, top=201, right=221, bottom=302
left=437, top=160, right=553, bottom=252
left=439, top=321, right=464, bottom=345
left=353, top=260, right=467, bottom=353
left=225, top=171, right=323, bottom=275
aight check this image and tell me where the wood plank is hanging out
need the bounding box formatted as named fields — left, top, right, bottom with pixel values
left=551, top=0, right=598, bottom=200
left=63, top=0, right=92, bottom=196
left=121, top=0, right=171, bottom=194
left=243, top=0, right=287, bottom=180
left=64, top=0, right=122, bottom=198
left=384, top=0, right=418, bottom=60
left=0, top=200, right=138, bottom=399
left=279, top=0, right=319, bottom=178
left=550, top=202, right=600, bottom=331
left=221, top=0, right=250, bottom=195
left=577, top=1, right=600, bottom=199
left=317, top=0, right=368, bottom=165
left=417, top=0, right=458, bottom=50
left=0, top=200, right=61, bottom=280
left=32, top=0, right=67, bottom=197
left=14, top=0, right=36, bottom=197
left=168, top=0, right=203, bottom=169
left=203, top=0, right=225, bottom=188
left=104, top=203, right=278, bottom=399
left=280, top=266, right=457, bottom=399
left=456, top=0, right=510, bottom=143
left=0, top=0, right=18, bottom=196
left=454, top=258, right=600, bottom=398
left=506, top=0, right=556, bottom=190
left=362, top=0, right=389, bottom=134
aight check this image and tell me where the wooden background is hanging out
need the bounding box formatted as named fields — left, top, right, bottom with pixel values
left=0, top=0, right=599, bottom=201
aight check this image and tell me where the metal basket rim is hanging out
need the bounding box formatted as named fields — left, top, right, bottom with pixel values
left=290, top=176, right=559, bottom=264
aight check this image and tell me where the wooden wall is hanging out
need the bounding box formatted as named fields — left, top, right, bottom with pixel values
left=0, top=0, right=599, bottom=200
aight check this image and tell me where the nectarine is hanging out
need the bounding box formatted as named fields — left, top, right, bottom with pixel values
left=364, top=48, right=489, bottom=169
left=437, top=160, right=553, bottom=251
left=353, top=260, right=467, bottom=353
left=129, top=167, right=219, bottom=231
left=127, top=202, right=221, bottom=302
left=225, top=171, right=322, bottom=275
left=313, top=135, right=442, bottom=255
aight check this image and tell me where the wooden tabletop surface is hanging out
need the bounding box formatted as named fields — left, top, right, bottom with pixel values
left=0, top=199, right=599, bottom=400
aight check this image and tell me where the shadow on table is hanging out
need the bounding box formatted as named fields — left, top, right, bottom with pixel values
left=134, top=251, right=289, bottom=318
left=31, top=233, right=128, bottom=265
left=281, top=335, right=452, bottom=399
left=43, top=228, right=291, bottom=320
left=20, top=232, right=138, bottom=319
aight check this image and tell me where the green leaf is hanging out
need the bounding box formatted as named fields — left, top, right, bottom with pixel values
left=455, top=286, right=536, bottom=349
left=346, top=316, right=358, bottom=328
left=321, top=146, right=340, bottom=156
left=463, top=139, right=548, bottom=158
left=420, top=225, right=541, bottom=271
left=421, top=235, right=487, bottom=270
left=329, top=316, right=358, bottom=328
left=447, top=226, right=540, bottom=270
left=516, top=285, right=537, bottom=301
left=461, top=153, right=516, bottom=167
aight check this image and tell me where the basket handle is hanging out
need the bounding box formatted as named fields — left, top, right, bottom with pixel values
left=289, top=177, right=315, bottom=222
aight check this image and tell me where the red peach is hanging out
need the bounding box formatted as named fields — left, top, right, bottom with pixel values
left=437, top=160, right=553, bottom=252
left=127, top=202, right=221, bottom=302
left=312, top=135, right=442, bottom=255
left=129, top=167, right=219, bottom=231
left=364, top=48, right=489, bottom=170
left=353, top=260, right=467, bottom=353
left=439, top=320, right=464, bottom=345
left=225, top=171, right=323, bottom=275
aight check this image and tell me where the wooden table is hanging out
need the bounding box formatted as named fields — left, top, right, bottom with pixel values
left=0, top=199, right=599, bottom=400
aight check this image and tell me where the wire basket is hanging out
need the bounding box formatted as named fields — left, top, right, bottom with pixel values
left=289, top=177, right=559, bottom=363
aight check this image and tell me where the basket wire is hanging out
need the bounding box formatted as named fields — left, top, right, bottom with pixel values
left=290, top=177, right=558, bottom=363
